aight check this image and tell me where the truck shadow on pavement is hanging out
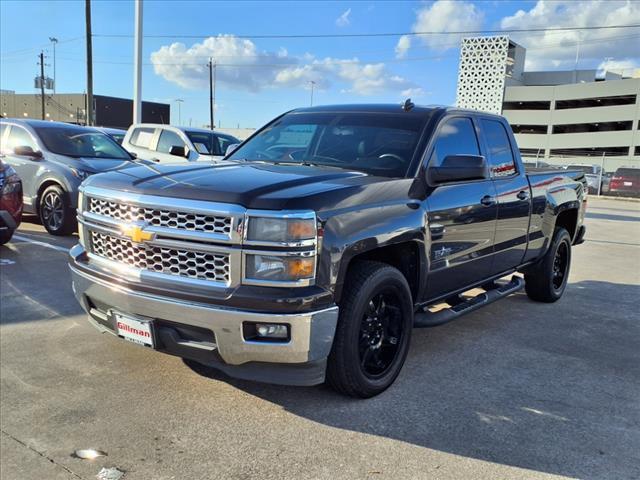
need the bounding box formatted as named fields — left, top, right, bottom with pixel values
left=185, top=280, right=640, bottom=480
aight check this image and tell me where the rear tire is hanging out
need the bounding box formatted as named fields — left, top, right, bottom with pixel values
left=38, top=185, right=75, bottom=236
left=524, top=227, right=572, bottom=303
left=327, top=261, right=413, bottom=398
left=0, top=229, right=14, bottom=245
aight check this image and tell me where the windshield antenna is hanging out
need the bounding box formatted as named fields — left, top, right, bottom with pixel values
left=402, top=98, right=415, bottom=111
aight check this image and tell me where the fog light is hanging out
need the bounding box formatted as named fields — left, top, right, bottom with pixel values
left=256, top=323, right=288, bottom=339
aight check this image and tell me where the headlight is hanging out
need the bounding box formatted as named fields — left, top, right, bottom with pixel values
left=247, top=216, right=315, bottom=243
left=70, top=168, right=91, bottom=180
left=245, top=253, right=315, bottom=283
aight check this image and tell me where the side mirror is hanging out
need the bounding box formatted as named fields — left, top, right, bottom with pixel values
left=429, top=154, right=488, bottom=183
left=14, top=145, right=42, bottom=159
left=225, top=143, right=240, bottom=156
left=129, top=151, right=138, bottom=160
left=169, top=145, right=189, bottom=158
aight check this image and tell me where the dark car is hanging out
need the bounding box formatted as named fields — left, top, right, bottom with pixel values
left=609, top=167, right=640, bottom=197
left=0, top=160, right=23, bottom=245
left=0, top=119, right=138, bottom=235
left=69, top=104, right=587, bottom=398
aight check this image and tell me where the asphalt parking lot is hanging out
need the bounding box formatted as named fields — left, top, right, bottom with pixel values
left=1, top=196, right=639, bottom=480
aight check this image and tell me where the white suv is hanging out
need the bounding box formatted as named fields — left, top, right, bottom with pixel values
left=122, top=124, right=240, bottom=163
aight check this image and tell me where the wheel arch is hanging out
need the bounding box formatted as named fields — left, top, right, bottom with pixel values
left=334, top=240, right=426, bottom=305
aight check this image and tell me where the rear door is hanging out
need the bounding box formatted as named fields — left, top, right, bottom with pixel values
left=424, top=116, right=498, bottom=299
left=479, top=118, right=531, bottom=274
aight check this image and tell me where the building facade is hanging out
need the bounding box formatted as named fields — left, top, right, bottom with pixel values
left=0, top=92, right=170, bottom=129
left=456, top=36, right=640, bottom=172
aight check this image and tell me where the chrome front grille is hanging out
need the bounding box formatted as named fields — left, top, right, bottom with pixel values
left=90, top=231, right=230, bottom=284
left=88, top=197, right=232, bottom=235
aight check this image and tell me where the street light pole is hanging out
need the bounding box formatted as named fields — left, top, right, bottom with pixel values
left=309, top=80, right=316, bottom=106
left=174, top=99, right=184, bottom=125
left=48, top=37, right=58, bottom=94
left=133, top=0, right=143, bottom=124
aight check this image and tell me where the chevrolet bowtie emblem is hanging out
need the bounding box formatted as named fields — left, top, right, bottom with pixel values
left=121, top=224, right=154, bottom=243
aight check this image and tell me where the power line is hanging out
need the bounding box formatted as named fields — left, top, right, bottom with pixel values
left=50, top=31, right=640, bottom=68
left=92, top=23, right=640, bottom=40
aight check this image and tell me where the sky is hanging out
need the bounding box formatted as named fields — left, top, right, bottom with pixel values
left=1, top=0, right=639, bottom=129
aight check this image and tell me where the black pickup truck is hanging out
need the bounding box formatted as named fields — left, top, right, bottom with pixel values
left=69, top=104, right=587, bottom=397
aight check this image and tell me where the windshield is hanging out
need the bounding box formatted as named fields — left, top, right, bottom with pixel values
left=35, top=126, right=131, bottom=160
left=185, top=131, right=234, bottom=156
left=227, top=112, right=426, bottom=178
left=110, top=133, right=125, bottom=144
left=567, top=165, right=597, bottom=174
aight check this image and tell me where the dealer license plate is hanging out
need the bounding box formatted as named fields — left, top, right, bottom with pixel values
left=624, top=181, right=633, bottom=186
left=114, top=312, right=154, bottom=348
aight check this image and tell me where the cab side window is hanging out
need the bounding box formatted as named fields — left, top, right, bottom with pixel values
left=129, top=127, right=155, bottom=149
left=6, top=126, right=37, bottom=153
left=156, top=130, right=186, bottom=154
left=429, top=117, right=480, bottom=167
left=481, top=119, right=517, bottom=178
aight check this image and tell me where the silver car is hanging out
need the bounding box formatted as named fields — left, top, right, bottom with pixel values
left=0, top=119, right=138, bottom=235
left=121, top=124, right=240, bottom=163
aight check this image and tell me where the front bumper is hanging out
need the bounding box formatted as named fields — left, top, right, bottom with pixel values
left=69, top=246, right=339, bottom=386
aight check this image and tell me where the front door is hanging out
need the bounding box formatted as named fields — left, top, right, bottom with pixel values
left=423, top=116, right=498, bottom=300
left=2, top=125, right=42, bottom=211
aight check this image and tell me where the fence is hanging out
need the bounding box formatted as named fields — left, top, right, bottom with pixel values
left=520, top=151, right=640, bottom=198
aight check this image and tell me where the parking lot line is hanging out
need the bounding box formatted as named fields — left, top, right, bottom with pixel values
left=10, top=235, right=70, bottom=253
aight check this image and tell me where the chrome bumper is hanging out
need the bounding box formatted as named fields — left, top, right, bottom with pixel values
left=69, top=248, right=338, bottom=368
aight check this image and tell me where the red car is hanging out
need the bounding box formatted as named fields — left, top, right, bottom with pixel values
left=609, top=167, right=640, bottom=198
left=0, top=160, right=22, bottom=245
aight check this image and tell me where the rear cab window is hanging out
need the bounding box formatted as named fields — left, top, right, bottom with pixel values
left=481, top=119, right=517, bottom=178
left=129, top=127, right=156, bottom=149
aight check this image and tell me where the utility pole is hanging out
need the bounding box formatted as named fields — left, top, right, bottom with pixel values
left=208, top=58, right=216, bottom=130
left=309, top=80, right=316, bottom=106
left=49, top=37, right=58, bottom=94
left=38, top=52, right=46, bottom=120
left=174, top=98, right=184, bottom=125
left=133, top=0, right=143, bottom=124
left=85, top=0, right=94, bottom=125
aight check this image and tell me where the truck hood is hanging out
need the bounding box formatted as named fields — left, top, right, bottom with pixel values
left=84, top=161, right=412, bottom=211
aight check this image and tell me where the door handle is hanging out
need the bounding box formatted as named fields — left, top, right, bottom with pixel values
left=151, top=158, right=161, bottom=162
left=480, top=195, right=496, bottom=207
left=517, top=190, right=529, bottom=200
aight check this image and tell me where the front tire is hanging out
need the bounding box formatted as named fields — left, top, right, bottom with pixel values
left=38, top=185, right=75, bottom=236
left=327, top=261, right=413, bottom=398
left=524, top=227, right=572, bottom=303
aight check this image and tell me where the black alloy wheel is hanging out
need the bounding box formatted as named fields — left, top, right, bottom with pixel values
left=38, top=185, right=75, bottom=235
left=359, top=290, right=405, bottom=378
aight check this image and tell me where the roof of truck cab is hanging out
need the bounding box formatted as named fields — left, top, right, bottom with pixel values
left=290, top=104, right=506, bottom=120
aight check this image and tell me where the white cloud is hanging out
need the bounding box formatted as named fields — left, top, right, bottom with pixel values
left=401, top=87, right=426, bottom=98
left=395, top=35, right=411, bottom=59
left=275, top=56, right=421, bottom=95
left=500, top=1, right=640, bottom=70
left=151, top=35, right=423, bottom=96
left=150, top=35, right=292, bottom=92
left=406, top=0, right=484, bottom=53
left=336, top=8, right=351, bottom=27
left=597, top=58, right=639, bottom=76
